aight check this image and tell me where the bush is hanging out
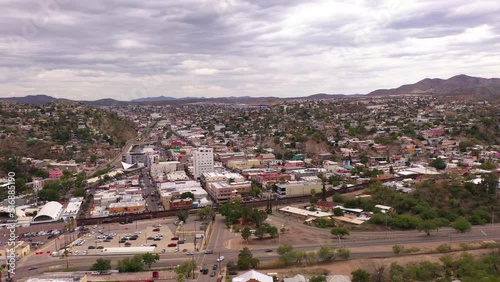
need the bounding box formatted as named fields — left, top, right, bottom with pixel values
left=436, top=244, right=451, bottom=253
left=392, top=245, right=404, bottom=254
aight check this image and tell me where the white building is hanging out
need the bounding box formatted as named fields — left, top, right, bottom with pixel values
left=150, top=161, right=180, bottom=176
left=193, top=147, right=214, bottom=178
left=233, top=270, right=273, bottom=282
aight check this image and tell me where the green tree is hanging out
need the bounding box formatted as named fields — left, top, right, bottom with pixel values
left=336, top=248, right=350, bottom=260
left=277, top=244, right=295, bottom=266
left=142, top=252, right=160, bottom=269
left=237, top=247, right=260, bottom=270
left=317, top=245, right=336, bottom=262
left=241, top=227, right=251, bottom=242
left=331, top=227, right=350, bottom=239
left=197, top=206, right=215, bottom=221
left=180, top=192, right=195, bottom=200
left=175, top=261, right=196, bottom=280
left=251, top=209, right=268, bottom=227
left=417, top=219, right=437, bottom=235
left=351, top=269, right=371, bottom=282
left=117, top=254, right=144, bottom=272
left=332, top=193, right=345, bottom=203
left=90, top=154, right=97, bottom=164
left=481, top=173, right=499, bottom=198
left=90, top=258, right=111, bottom=271
left=309, top=275, right=326, bottom=282
left=177, top=211, right=189, bottom=223
left=73, top=188, right=86, bottom=197
left=430, top=158, right=446, bottom=170
left=451, top=216, right=472, bottom=233
left=333, top=207, right=344, bottom=216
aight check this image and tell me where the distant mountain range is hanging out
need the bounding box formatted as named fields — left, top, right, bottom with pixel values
left=368, top=74, right=500, bottom=98
left=1, top=75, right=498, bottom=105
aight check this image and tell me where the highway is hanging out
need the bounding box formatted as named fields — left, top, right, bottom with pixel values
left=13, top=213, right=500, bottom=280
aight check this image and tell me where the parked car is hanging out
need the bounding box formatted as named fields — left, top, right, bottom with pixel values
left=152, top=228, right=160, bottom=232
left=167, top=243, right=177, bottom=247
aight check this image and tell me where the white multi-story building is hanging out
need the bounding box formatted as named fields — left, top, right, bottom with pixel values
left=193, top=147, right=214, bottom=178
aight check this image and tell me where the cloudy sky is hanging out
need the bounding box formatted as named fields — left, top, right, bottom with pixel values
left=1, top=0, right=499, bottom=100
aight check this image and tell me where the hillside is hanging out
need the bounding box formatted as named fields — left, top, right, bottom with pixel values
left=368, top=74, right=500, bottom=99
left=0, top=101, right=137, bottom=169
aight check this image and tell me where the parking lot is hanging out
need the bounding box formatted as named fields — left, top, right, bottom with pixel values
left=65, top=217, right=203, bottom=255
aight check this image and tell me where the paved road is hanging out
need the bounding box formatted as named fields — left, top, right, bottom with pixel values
left=13, top=213, right=500, bottom=281
left=141, top=170, right=161, bottom=212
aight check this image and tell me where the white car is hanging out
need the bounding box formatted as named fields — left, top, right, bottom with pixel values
left=134, top=231, right=141, bottom=234
left=217, top=256, right=225, bottom=262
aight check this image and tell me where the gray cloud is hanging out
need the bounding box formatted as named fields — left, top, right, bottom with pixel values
left=0, top=0, right=499, bottom=100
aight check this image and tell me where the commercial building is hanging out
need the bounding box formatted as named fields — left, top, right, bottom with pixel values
left=61, top=197, right=83, bottom=221
left=108, top=201, right=146, bottom=214
left=275, top=181, right=322, bottom=197
left=193, top=147, right=214, bottom=178
left=150, top=161, right=180, bottom=176
left=26, top=274, right=88, bottom=282
left=0, top=241, right=30, bottom=259
left=200, top=172, right=245, bottom=187
left=207, top=181, right=251, bottom=203
left=32, top=201, right=63, bottom=223
left=226, top=159, right=261, bottom=170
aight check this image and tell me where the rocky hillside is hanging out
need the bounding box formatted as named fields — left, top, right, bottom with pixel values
left=368, top=74, right=500, bottom=99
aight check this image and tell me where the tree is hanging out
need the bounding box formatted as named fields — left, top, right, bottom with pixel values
left=417, top=219, right=437, bottom=235
left=197, top=206, right=214, bottom=221
left=73, top=188, right=86, bottom=197
left=90, top=154, right=97, bottom=164
left=430, top=158, right=446, bottom=170
left=481, top=173, right=499, bottom=198
left=309, top=275, right=326, bottom=282
left=241, top=227, right=251, bottom=242
left=331, top=227, right=350, bottom=239
left=351, top=269, right=371, bottom=282
left=237, top=247, right=260, bottom=270
left=336, top=248, right=350, bottom=260
left=317, top=245, right=336, bottom=262
left=180, top=192, right=195, bottom=200
left=277, top=244, right=295, bottom=266
left=175, top=261, right=196, bottom=280
left=451, top=216, right=472, bottom=233
left=91, top=258, right=111, bottom=271
left=251, top=209, right=268, bottom=227
left=318, top=173, right=327, bottom=201
left=142, top=252, right=160, bottom=269
left=177, top=211, right=188, bottom=223
left=332, top=193, right=344, bottom=203
left=117, top=254, right=144, bottom=272
left=333, top=207, right=344, bottom=216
